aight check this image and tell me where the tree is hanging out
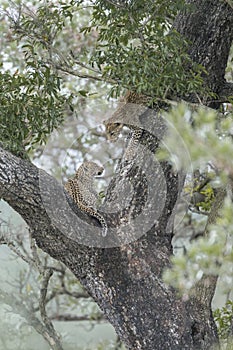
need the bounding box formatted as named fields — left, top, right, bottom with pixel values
left=0, top=1, right=233, bottom=349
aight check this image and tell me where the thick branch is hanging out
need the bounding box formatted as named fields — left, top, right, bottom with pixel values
left=0, top=147, right=99, bottom=277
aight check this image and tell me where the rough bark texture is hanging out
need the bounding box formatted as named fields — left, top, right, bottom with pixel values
left=174, top=0, right=233, bottom=98
left=1, top=1, right=233, bottom=349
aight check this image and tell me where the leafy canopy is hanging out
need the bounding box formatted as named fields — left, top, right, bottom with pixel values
left=0, top=0, right=73, bottom=156
left=0, top=0, right=209, bottom=156
left=83, top=0, right=206, bottom=98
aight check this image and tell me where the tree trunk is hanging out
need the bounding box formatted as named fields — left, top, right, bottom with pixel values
left=1, top=1, right=233, bottom=349
left=174, top=0, right=233, bottom=96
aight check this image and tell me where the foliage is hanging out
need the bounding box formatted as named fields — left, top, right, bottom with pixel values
left=164, top=195, right=233, bottom=290
left=0, top=64, right=70, bottom=156
left=214, top=300, right=233, bottom=341
left=0, top=0, right=75, bottom=156
left=162, top=103, right=233, bottom=170
left=195, top=184, right=215, bottom=212
left=0, top=0, right=211, bottom=157
left=185, top=176, right=216, bottom=213
left=163, top=104, right=233, bottom=293
left=84, top=0, right=207, bottom=99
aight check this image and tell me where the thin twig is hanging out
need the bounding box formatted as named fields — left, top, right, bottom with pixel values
left=54, top=63, right=117, bottom=84
left=38, top=268, right=64, bottom=350
left=50, top=313, right=105, bottom=322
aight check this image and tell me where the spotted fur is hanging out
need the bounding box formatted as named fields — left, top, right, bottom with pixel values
left=103, top=121, right=124, bottom=142
left=65, top=161, right=107, bottom=237
left=104, top=91, right=149, bottom=161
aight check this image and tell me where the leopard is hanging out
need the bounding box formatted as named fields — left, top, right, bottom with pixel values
left=65, top=161, right=107, bottom=237
left=104, top=90, right=152, bottom=162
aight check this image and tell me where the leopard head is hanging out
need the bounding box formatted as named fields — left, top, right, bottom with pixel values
left=75, top=161, right=104, bottom=179
left=104, top=121, right=123, bottom=142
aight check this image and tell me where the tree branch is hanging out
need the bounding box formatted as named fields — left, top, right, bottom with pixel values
left=53, top=63, right=117, bottom=85
left=50, top=313, right=105, bottom=322
left=38, top=268, right=64, bottom=350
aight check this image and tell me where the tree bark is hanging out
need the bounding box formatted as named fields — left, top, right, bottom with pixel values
left=174, top=0, right=233, bottom=97
left=1, top=1, right=233, bottom=349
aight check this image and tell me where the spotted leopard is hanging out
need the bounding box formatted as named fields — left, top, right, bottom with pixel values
left=104, top=91, right=152, bottom=162
left=65, top=161, right=107, bottom=237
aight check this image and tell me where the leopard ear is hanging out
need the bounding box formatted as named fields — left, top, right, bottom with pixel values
left=103, top=120, right=120, bottom=127
left=75, top=162, right=87, bottom=175
left=82, top=162, right=92, bottom=172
